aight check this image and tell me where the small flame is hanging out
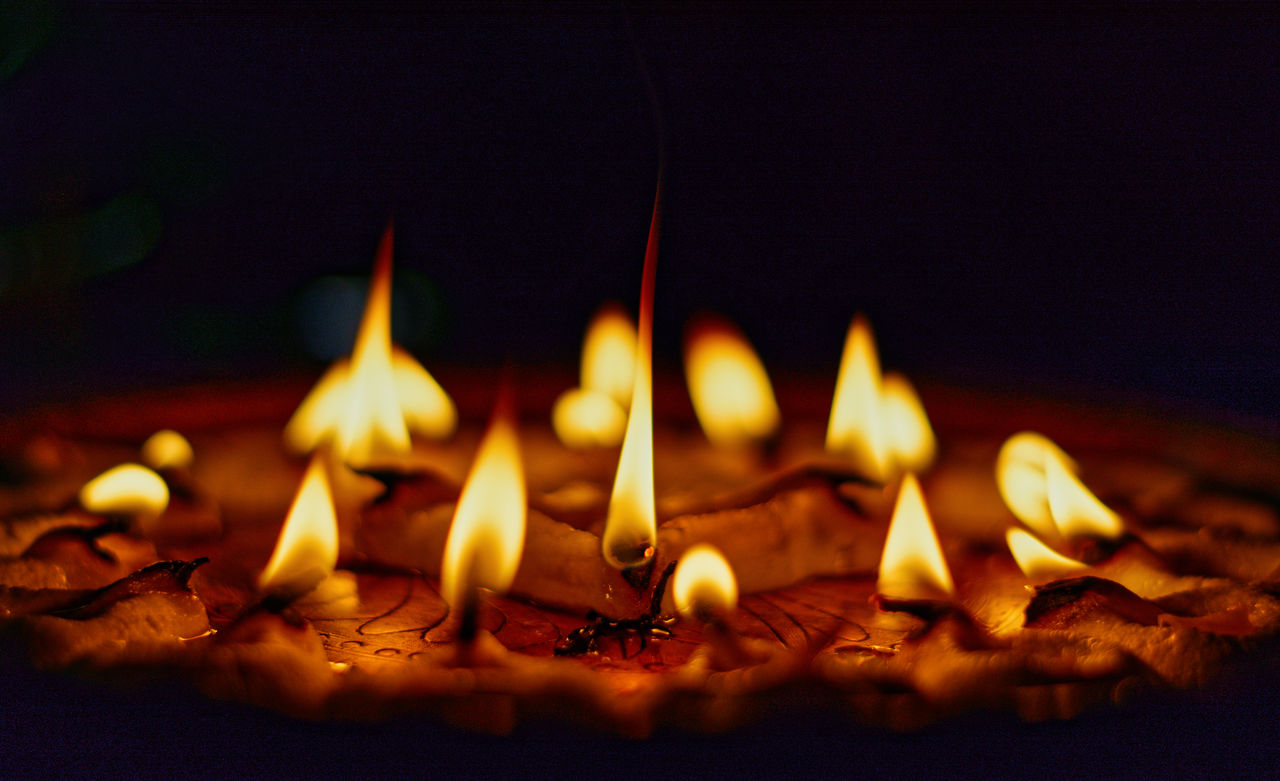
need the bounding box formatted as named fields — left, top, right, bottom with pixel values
left=440, top=392, right=527, bottom=607
left=140, top=430, right=194, bottom=471
left=684, top=315, right=780, bottom=447
left=259, top=454, right=338, bottom=599
left=602, top=183, right=661, bottom=571
left=283, top=224, right=456, bottom=465
left=552, top=388, right=627, bottom=449
left=877, top=473, right=955, bottom=599
left=1006, top=528, right=1088, bottom=581
left=881, top=372, right=936, bottom=473
left=582, top=302, right=637, bottom=407
left=79, top=463, right=169, bottom=519
left=826, top=315, right=888, bottom=479
left=996, top=432, right=1122, bottom=541
left=672, top=543, right=738, bottom=621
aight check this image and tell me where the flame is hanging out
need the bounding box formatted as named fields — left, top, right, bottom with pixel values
left=602, top=183, right=661, bottom=571
left=1006, top=528, right=1088, bottom=581
left=826, top=315, right=888, bottom=480
left=552, top=388, right=627, bottom=449
left=79, top=463, right=169, bottom=519
left=877, top=473, right=954, bottom=599
left=440, top=392, right=527, bottom=607
left=258, top=453, right=338, bottom=599
left=141, top=429, right=194, bottom=471
left=283, top=224, right=456, bottom=465
left=996, top=432, right=1122, bottom=541
left=684, top=315, right=780, bottom=447
left=672, top=543, right=738, bottom=620
left=881, top=372, right=936, bottom=472
left=582, top=302, right=637, bottom=407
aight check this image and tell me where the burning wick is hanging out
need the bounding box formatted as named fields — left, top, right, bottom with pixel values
left=683, top=314, right=781, bottom=450
left=440, top=386, right=526, bottom=652
left=672, top=544, right=768, bottom=670
left=258, top=453, right=339, bottom=608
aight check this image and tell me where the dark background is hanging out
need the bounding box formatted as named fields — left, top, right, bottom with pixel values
left=2, top=1, right=1279, bottom=776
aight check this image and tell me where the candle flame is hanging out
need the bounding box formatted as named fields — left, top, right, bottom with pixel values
left=283, top=224, right=456, bottom=465
left=1006, top=528, right=1088, bottom=581
left=140, top=429, right=194, bottom=471
left=552, top=388, right=627, bottom=449
left=259, top=453, right=338, bottom=600
left=602, top=184, right=661, bottom=571
left=996, top=432, right=1123, bottom=541
left=827, top=315, right=887, bottom=480
left=877, top=473, right=954, bottom=599
left=672, top=543, right=738, bottom=621
left=881, top=372, right=936, bottom=473
left=441, top=391, right=527, bottom=607
left=684, top=315, right=780, bottom=447
left=79, top=463, right=169, bottom=519
left=582, top=302, right=637, bottom=408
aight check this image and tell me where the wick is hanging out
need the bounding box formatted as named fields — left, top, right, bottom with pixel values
left=556, top=561, right=678, bottom=656
left=456, top=588, right=481, bottom=645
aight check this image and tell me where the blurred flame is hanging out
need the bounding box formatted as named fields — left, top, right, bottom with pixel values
left=684, top=315, right=780, bottom=447
left=283, top=225, right=456, bottom=465
left=827, top=315, right=886, bottom=479
left=1006, top=528, right=1088, bottom=581
left=259, top=454, right=338, bottom=599
left=552, top=388, right=627, bottom=449
left=79, top=464, right=169, bottom=519
left=582, top=302, right=637, bottom=407
left=877, top=473, right=954, bottom=599
left=881, top=372, right=936, bottom=473
left=441, top=393, right=527, bottom=607
left=996, top=432, right=1122, bottom=541
left=602, top=184, right=661, bottom=571
left=141, top=430, right=193, bottom=471
left=672, top=543, right=738, bottom=620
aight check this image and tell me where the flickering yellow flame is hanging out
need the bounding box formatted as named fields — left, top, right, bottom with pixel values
left=684, top=315, right=780, bottom=447
left=877, top=473, right=955, bottom=599
left=79, top=464, right=169, bottom=519
left=552, top=388, right=627, bottom=449
left=440, top=395, right=527, bottom=607
left=140, top=429, right=194, bottom=471
left=283, top=225, right=456, bottom=465
left=826, top=315, right=888, bottom=480
left=581, top=302, right=637, bottom=407
left=1005, top=528, right=1089, bottom=581
left=881, top=372, right=936, bottom=473
left=672, top=543, right=738, bottom=621
left=259, top=454, right=338, bottom=599
left=996, top=432, right=1122, bottom=541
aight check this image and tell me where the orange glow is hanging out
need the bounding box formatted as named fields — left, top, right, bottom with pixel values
left=259, top=454, right=338, bottom=599
left=79, top=463, right=169, bottom=519
left=1006, top=528, right=1088, bottom=581
left=552, top=388, right=627, bottom=449
left=283, top=225, right=456, bottom=464
left=672, top=543, right=738, bottom=620
left=996, top=432, right=1123, bottom=541
left=881, top=372, right=936, bottom=473
left=440, top=392, right=527, bottom=607
left=581, top=302, right=637, bottom=407
left=877, top=473, right=955, bottom=599
left=141, top=429, right=194, bottom=471
left=602, top=182, right=661, bottom=571
left=684, top=315, right=780, bottom=447
left=826, top=315, right=888, bottom=480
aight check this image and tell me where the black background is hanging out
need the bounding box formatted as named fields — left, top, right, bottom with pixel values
left=2, top=2, right=1279, bottom=776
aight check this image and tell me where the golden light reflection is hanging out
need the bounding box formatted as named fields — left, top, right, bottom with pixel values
left=684, top=315, right=780, bottom=447
left=877, top=473, right=955, bottom=599
left=881, top=372, right=936, bottom=473
left=581, top=302, right=637, bottom=408
left=283, top=224, right=456, bottom=465
left=259, top=454, right=338, bottom=600
left=672, top=543, right=738, bottom=621
left=440, top=392, right=527, bottom=607
left=996, top=431, right=1123, bottom=541
left=1006, top=527, right=1089, bottom=581
left=140, top=429, right=194, bottom=471
left=79, top=463, right=169, bottom=520
left=552, top=388, right=627, bottom=449
left=826, top=315, right=887, bottom=480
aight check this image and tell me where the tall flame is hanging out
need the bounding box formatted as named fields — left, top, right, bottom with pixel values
left=582, top=302, right=637, bottom=408
left=440, top=390, right=527, bottom=607
left=827, top=315, right=887, bottom=480
left=283, top=224, right=456, bottom=465
left=1044, top=448, right=1124, bottom=539
left=672, top=543, right=738, bottom=621
left=259, top=453, right=338, bottom=600
left=684, top=315, right=781, bottom=447
left=602, top=182, right=661, bottom=571
left=1005, top=528, right=1088, bottom=581
left=996, top=432, right=1123, bottom=541
left=877, top=473, right=955, bottom=599
left=79, top=463, right=169, bottom=519
left=881, top=372, right=936, bottom=473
